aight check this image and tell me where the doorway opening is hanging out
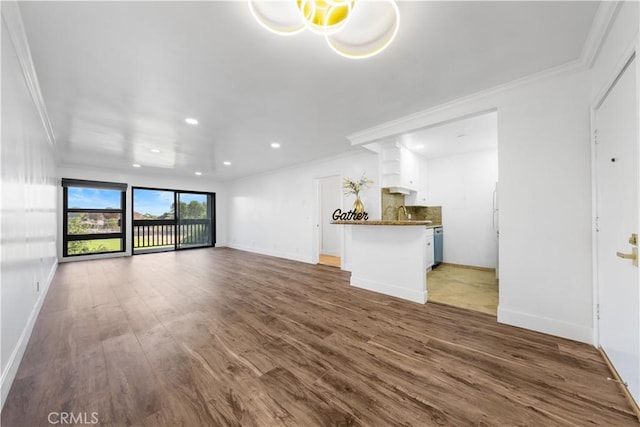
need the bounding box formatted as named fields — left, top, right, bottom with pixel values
left=400, top=110, right=500, bottom=315
left=132, top=187, right=215, bottom=254
left=317, top=175, right=342, bottom=268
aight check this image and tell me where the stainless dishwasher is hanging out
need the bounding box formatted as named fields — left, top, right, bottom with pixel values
left=434, top=227, right=443, bottom=266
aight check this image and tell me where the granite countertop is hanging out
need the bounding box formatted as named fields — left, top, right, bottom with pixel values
left=332, top=220, right=438, bottom=226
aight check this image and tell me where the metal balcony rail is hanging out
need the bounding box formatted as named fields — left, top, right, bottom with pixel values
left=133, top=219, right=211, bottom=249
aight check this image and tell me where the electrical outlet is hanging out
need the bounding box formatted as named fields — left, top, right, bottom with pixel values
left=36, top=281, right=40, bottom=292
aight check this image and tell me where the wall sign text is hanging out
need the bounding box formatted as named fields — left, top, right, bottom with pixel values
left=332, top=209, right=368, bottom=221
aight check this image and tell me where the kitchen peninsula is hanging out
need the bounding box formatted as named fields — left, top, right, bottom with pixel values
left=332, top=220, right=432, bottom=304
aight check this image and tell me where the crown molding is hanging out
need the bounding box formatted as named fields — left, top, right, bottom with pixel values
left=1, top=1, right=56, bottom=147
left=346, top=58, right=584, bottom=146
left=347, top=1, right=622, bottom=146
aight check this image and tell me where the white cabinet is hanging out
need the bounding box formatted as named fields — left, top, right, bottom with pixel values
left=380, top=142, right=418, bottom=193
left=426, top=228, right=435, bottom=269
left=400, top=146, right=418, bottom=190
left=406, top=156, right=428, bottom=206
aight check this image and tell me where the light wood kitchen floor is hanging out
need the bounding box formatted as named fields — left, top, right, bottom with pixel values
left=428, top=263, right=499, bottom=316
left=2, top=248, right=636, bottom=426
left=318, top=254, right=341, bottom=267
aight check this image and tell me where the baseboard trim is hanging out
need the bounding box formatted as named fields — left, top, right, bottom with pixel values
left=598, top=347, right=640, bottom=421
left=1, top=260, right=57, bottom=409
left=350, top=276, right=427, bottom=304
left=497, top=306, right=592, bottom=344
left=440, top=262, right=496, bottom=272
left=226, top=244, right=314, bottom=264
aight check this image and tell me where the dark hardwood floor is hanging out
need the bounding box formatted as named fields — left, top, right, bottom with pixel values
left=1, top=248, right=637, bottom=426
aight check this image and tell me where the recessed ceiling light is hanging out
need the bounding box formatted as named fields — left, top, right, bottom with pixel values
left=150, top=148, right=160, bottom=153
left=132, top=164, right=141, bottom=168
left=195, top=171, right=202, bottom=176
left=456, top=134, right=466, bottom=138
left=415, top=144, right=425, bottom=149
left=271, top=142, right=280, bottom=148
left=185, top=118, right=198, bottom=125
left=223, top=161, right=231, bottom=166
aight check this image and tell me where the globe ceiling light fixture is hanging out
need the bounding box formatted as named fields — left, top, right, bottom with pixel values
left=249, top=1, right=306, bottom=35
left=248, top=0, right=400, bottom=59
left=298, top=0, right=353, bottom=36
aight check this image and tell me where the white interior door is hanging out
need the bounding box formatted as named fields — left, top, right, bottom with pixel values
left=596, top=55, right=639, bottom=405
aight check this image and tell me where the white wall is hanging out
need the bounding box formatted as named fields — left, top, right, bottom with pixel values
left=57, top=165, right=227, bottom=261
left=426, top=148, right=498, bottom=268
left=320, top=175, right=341, bottom=257
left=495, top=72, right=593, bottom=343
left=1, top=8, right=58, bottom=407
left=227, top=151, right=379, bottom=264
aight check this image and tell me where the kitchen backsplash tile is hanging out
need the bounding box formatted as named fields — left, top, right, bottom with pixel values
left=381, top=189, right=405, bottom=220
left=380, top=189, right=442, bottom=224
left=407, top=205, right=442, bottom=224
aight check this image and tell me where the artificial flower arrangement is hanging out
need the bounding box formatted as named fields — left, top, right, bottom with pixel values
left=342, top=174, right=374, bottom=215
left=342, top=173, right=374, bottom=197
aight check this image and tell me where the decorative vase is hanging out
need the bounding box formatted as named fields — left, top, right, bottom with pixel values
left=353, top=195, right=364, bottom=214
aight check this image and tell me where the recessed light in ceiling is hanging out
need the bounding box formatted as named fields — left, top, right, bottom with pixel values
left=271, top=142, right=281, bottom=148
left=223, top=161, right=231, bottom=166
left=132, top=164, right=141, bottom=168
left=150, top=148, right=160, bottom=153
left=456, top=134, right=466, bottom=138
left=415, top=144, right=425, bottom=149
left=185, top=118, right=199, bottom=125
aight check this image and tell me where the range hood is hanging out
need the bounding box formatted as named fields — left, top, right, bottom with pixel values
left=386, top=186, right=412, bottom=195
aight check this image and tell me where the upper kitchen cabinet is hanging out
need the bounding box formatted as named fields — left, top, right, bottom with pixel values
left=380, top=142, right=418, bottom=194
left=406, top=156, right=429, bottom=206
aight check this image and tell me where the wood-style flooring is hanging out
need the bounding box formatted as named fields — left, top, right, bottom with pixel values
left=428, top=264, right=499, bottom=316
left=318, top=254, right=341, bottom=268
left=1, top=248, right=636, bottom=426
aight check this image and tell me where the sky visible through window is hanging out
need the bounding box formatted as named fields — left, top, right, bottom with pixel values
left=68, top=188, right=207, bottom=216
left=67, top=188, right=121, bottom=209
left=134, top=189, right=207, bottom=216
left=134, top=189, right=173, bottom=216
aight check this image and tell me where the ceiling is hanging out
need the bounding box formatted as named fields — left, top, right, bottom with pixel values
left=18, top=1, right=599, bottom=181
left=400, top=111, right=498, bottom=160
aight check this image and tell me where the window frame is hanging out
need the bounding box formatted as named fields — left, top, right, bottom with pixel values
left=62, top=179, right=127, bottom=257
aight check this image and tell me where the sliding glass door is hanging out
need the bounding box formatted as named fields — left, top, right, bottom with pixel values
left=133, top=187, right=215, bottom=254
left=176, top=192, right=213, bottom=249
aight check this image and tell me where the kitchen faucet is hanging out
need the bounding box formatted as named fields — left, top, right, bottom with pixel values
left=397, top=205, right=408, bottom=220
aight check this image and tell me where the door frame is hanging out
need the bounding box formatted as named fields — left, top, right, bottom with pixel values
left=312, top=174, right=344, bottom=266
left=590, top=38, right=639, bottom=348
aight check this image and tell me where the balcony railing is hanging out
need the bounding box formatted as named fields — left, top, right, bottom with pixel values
left=133, top=219, right=211, bottom=251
